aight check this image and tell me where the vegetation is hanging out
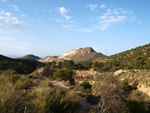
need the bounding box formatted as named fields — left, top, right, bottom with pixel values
left=79, top=80, right=91, bottom=93
left=86, top=94, right=100, bottom=105
left=53, top=69, right=75, bottom=85
left=120, top=80, right=135, bottom=92
left=1, top=44, right=150, bottom=112
left=46, top=89, right=79, bottom=113
left=92, top=74, right=150, bottom=113
left=44, top=60, right=92, bottom=71
left=107, top=43, right=150, bottom=70
left=0, top=72, right=79, bottom=113
left=0, top=59, right=43, bottom=74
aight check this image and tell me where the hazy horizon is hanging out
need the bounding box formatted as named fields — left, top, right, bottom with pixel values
left=0, top=0, right=150, bottom=58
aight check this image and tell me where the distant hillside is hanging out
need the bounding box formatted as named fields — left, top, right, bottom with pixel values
left=108, top=43, right=150, bottom=69
left=0, top=54, right=44, bottom=74
left=39, top=47, right=106, bottom=63
left=19, top=54, right=41, bottom=60
left=0, top=54, right=13, bottom=61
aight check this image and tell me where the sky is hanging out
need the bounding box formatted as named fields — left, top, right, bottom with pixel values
left=0, top=0, right=150, bottom=58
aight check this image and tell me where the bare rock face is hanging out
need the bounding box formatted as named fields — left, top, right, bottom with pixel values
left=39, top=47, right=106, bottom=63
left=83, top=47, right=96, bottom=53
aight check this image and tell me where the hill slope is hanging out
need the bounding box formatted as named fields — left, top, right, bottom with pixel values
left=19, top=54, right=41, bottom=60
left=0, top=54, right=13, bottom=61
left=39, top=47, right=106, bottom=63
left=108, top=43, right=150, bottom=69
left=0, top=54, right=44, bottom=74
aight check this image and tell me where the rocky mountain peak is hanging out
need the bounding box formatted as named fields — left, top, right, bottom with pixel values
left=83, top=47, right=96, bottom=53
left=39, top=47, right=105, bottom=63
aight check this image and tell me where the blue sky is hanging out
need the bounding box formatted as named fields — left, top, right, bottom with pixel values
left=0, top=0, right=150, bottom=58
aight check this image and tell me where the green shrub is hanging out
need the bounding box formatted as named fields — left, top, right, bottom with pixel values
left=79, top=81, right=92, bottom=96
left=0, top=75, right=28, bottom=113
left=79, top=80, right=91, bottom=91
left=86, top=95, right=100, bottom=105
left=120, top=80, right=133, bottom=92
left=127, top=99, right=146, bottom=113
left=29, top=80, right=53, bottom=113
left=45, top=88, right=79, bottom=113
left=127, top=90, right=150, bottom=113
left=53, top=69, right=75, bottom=85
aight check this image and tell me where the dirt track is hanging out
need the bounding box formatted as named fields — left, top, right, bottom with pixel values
left=51, top=80, right=70, bottom=92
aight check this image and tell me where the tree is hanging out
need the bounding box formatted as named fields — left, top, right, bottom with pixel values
left=51, top=61, right=57, bottom=69
left=133, top=56, right=146, bottom=69
left=91, top=61, right=104, bottom=71
left=79, top=80, right=92, bottom=94
left=80, top=80, right=91, bottom=90
left=92, top=75, right=129, bottom=113
left=62, top=60, right=75, bottom=69
left=53, top=69, right=75, bottom=85
left=58, top=61, right=63, bottom=69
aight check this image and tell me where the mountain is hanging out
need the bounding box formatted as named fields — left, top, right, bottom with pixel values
left=107, top=43, right=150, bottom=69
left=0, top=54, right=13, bottom=61
left=39, top=47, right=106, bottom=63
left=19, top=54, right=41, bottom=60
left=0, top=54, right=44, bottom=74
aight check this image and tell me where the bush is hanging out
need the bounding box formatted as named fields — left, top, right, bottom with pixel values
left=92, top=75, right=129, bottom=113
left=127, top=99, right=146, bottom=113
left=127, top=90, right=150, bottom=113
left=86, top=95, right=100, bottom=105
left=53, top=69, right=75, bottom=85
left=29, top=80, right=53, bottom=113
left=80, top=80, right=91, bottom=91
left=0, top=75, right=28, bottom=113
left=120, top=80, right=133, bottom=92
left=79, top=81, right=92, bottom=96
left=45, top=88, right=79, bottom=113
left=62, top=60, right=75, bottom=69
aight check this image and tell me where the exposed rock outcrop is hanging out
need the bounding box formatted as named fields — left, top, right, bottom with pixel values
left=39, top=47, right=106, bottom=63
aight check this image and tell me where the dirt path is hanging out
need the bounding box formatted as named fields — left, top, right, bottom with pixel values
left=30, top=78, right=94, bottom=111
left=51, top=80, right=70, bottom=92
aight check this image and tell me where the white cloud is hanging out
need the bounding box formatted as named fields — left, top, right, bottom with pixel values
left=5, top=12, right=11, bottom=16
left=0, top=10, right=25, bottom=33
left=58, top=7, right=67, bottom=15
left=100, top=4, right=106, bottom=8
left=0, top=10, right=11, bottom=16
left=53, top=18, right=75, bottom=23
left=88, top=4, right=98, bottom=11
left=97, top=15, right=107, bottom=19
left=96, top=8, right=133, bottom=31
left=10, top=5, right=19, bottom=11
left=55, top=18, right=65, bottom=23
left=62, top=24, right=75, bottom=29
left=63, top=15, right=72, bottom=20
left=99, top=16, right=126, bottom=23
left=98, top=23, right=111, bottom=31
left=0, top=37, right=16, bottom=41
left=58, top=7, right=72, bottom=20
left=104, top=8, right=132, bottom=16
left=77, top=28, right=93, bottom=33
left=0, top=0, right=7, bottom=2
